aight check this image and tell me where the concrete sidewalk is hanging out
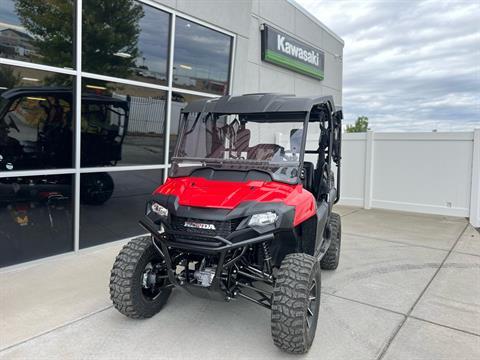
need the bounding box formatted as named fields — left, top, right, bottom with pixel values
left=1, top=207, right=479, bottom=359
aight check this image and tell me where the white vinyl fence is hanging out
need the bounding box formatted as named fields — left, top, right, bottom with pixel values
left=279, top=129, right=480, bottom=227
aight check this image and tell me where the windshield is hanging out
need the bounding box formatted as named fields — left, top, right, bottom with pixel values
left=171, top=112, right=306, bottom=183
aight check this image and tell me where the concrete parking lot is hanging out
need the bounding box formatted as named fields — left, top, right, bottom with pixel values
left=1, top=207, right=479, bottom=359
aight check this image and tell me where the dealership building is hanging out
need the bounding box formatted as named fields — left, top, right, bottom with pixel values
left=0, top=0, right=343, bottom=267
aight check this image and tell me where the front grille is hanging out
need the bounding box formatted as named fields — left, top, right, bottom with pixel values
left=170, top=216, right=242, bottom=239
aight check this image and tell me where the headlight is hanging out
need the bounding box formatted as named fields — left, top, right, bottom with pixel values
left=150, top=202, right=168, bottom=217
left=248, top=212, right=278, bottom=226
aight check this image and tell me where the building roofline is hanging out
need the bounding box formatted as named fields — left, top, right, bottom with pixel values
left=287, top=0, right=344, bottom=46
left=0, top=27, right=33, bottom=39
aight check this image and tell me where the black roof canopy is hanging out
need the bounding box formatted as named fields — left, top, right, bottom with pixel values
left=182, top=93, right=337, bottom=115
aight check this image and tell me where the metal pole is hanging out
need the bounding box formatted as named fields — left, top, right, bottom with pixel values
left=73, top=0, right=83, bottom=252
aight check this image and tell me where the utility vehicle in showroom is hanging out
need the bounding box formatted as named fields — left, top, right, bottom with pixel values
left=0, top=86, right=131, bottom=205
left=109, top=93, right=342, bottom=353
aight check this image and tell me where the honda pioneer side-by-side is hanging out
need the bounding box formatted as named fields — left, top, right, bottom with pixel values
left=109, top=93, right=343, bottom=353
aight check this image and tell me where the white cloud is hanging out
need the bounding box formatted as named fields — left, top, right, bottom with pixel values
left=297, top=0, right=480, bottom=131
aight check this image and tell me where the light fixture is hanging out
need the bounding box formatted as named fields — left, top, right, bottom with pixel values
left=248, top=212, right=278, bottom=226
left=0, top=86, right=8, bottom=90
left=113, top=52, right=132, bottom=58
left=86, top=84, right=107, bottom=90
left=180, top=64, right=192, bottom=70
left=21, top=77, right=39, bottom=82
left=26, top=97, right=47, bottom=101
left=150, top=202, right=168, bottom=217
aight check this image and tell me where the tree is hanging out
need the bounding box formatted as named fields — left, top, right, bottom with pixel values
left=81, top=0, right=144, bottom=78
left=0, top=66, right=20, bottom=93
left=346, top=116, right=369, bottom=133
left=15, top=0, right=144, bottom=79
left=15, top=0, right=76, bottom=68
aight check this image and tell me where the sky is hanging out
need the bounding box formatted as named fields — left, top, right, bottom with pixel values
left=297, top=0, right=480, bottom=131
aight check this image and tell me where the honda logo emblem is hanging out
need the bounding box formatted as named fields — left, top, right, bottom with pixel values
left=184, top=221, right=216, bottom=230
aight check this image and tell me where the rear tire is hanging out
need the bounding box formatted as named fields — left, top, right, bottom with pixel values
left=271, top=253, right=321, bottom=354
left=110, top=236, right=172, bottom=319
left=81, top=172, right=114, bottom=205
left=320, top=212, right=341, bottom=270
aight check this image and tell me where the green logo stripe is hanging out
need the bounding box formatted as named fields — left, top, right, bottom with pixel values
left=265, top=50, right=324, bottom=80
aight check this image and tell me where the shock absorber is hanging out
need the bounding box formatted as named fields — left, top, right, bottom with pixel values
left=261, top=241, right=273, bottom=274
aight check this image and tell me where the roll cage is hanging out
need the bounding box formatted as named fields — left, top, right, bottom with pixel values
left=176, top=93, right=342, bottom=203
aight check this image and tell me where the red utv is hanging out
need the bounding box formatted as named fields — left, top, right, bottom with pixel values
left=109, top=93, right=343, bottom=353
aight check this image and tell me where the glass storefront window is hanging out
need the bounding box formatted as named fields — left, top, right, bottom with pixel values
left=173, top=17, right=232, bottom=95
left=79, top=169, right=163, bottom=248
left=0, top=174, right=73, bottom=267
left=81, top=78, right=167, bottom=167
left=0, top=0, right=75, bottom=69
left=0, top=64, right=74, bottom=172
left=169, top=92, right=212, bottom=159
left=0, top=2, right=234, bottom=266
left=82, top=0, right=170, bottom=86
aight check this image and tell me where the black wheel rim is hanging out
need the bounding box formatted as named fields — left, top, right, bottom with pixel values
left=141, top=260, right=168, bottom=301
left=87, top=179, right=108, bottom=201
left=306, top=280, right=318, bottom=331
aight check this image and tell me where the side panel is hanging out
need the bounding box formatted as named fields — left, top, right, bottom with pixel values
left=299, top=215, right=317, bottom=256
left=284, top=186, right=317, bottom=226
left=315, top=201, right=329, bottom=255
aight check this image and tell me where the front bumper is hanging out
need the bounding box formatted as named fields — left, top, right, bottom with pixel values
left=140, top=195, right=298, bottom=296
left=139, top=216, right=274, bottom=292
left=140, top=216, right=274, bottom=253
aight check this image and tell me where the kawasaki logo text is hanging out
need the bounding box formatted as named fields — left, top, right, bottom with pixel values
left=277, top=35, right=319, bottom=66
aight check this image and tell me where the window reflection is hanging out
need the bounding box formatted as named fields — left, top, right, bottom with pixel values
left=0, top=64, right=74, bottom=172
left=0, top=174, right=73, bottom=267
left=0, top=0, right=74, bottom=68
left=81, top=78, right=167, bottom=167
left=169, top=92, right=211, bottom=159
left=173, top=17, right=232, bottom=95
left=80, top=169, right=163, bottom=248
left=83, top=0, right=169, bottom=85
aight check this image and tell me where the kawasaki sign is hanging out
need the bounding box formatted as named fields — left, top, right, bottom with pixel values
left=261, top=24, right=325, bottom=80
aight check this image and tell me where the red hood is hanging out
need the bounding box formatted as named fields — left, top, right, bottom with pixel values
left=154, top=177, right=316, bottom=225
